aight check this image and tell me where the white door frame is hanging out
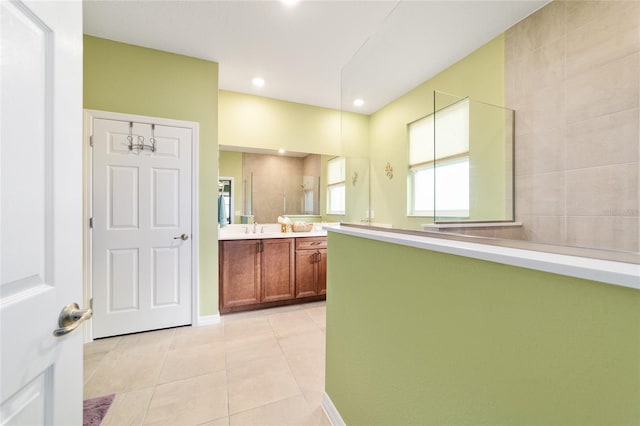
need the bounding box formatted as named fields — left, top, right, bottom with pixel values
left=83, top=109, right=199, bottom=342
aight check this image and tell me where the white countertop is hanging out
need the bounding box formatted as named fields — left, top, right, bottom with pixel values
left=327, top=225, right=640, bottom=291
left=219, top=223, right=337, bottom=241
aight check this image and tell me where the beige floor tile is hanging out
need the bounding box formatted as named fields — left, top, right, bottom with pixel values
left=84, top=336, right=122, bottom=355
left=101, top=387, right=154, bottom=426
left=144, top=371, right=228, bottom=425
left=267, top=310, right=319, bottom=338
left=229, top=395, right=330, bottom=426
left=84, top=351, right=108, bottom=385
left=106, top=328, right=176, bottom=360
left=84, top=302, right=327, bottom=425
left=171, top=324, right=225, bottom=350
left=226, top=354, right=301, bottom=415
left=223, top=316, right=275, bottom=343
left=224, top=334, right=282, bottom=368
left=198, top=417, right=229, bottom=426
left=286, top=353, right=325, bottom=400
left=306, top=307, right=326, bottom=329
left=84, top=352, right=165, bottom=399
left=278, top=329, right=325, bottom=355
left=158, top=343, right=226, bottom=384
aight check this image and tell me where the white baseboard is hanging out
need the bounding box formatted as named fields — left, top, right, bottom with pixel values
left=196, top=314, right=221, bottom=326
left=321, top=392, right=345, bottom=426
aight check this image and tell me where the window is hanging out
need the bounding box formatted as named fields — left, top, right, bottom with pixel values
left=327, top=157, right=345, bottom=215
left=408, top=98, right=470, bottom=217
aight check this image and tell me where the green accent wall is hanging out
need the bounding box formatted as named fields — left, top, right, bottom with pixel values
left=325, top=231, right=640, bottom=425
left=366, top=34, right=506, bottom=228
left=83, top=36, right=220, bottom=316
left=219, top=90, right=343, bottom=156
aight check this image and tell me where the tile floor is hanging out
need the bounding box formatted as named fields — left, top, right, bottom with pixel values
left=83, top=302, right=330, bottom=426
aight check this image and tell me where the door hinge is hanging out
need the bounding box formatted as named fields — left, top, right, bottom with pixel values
left=90, top=298, right=93, bottom=309
left=89, top=135, right=94, bottom=147
left=89, top=217, right=93, bottom=228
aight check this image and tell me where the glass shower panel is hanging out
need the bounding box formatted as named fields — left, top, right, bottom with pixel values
left=433, top=91, right=514, bottom=223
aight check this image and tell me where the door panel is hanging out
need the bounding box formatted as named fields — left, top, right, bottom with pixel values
left=152, top=168, right=180, bottom=227
left=152, top=247, right=180, bottom=306
left=1, top=0, right=83, bottom=424
left=109, top=166, right=140, bottom=229
left=108, top=248, right=139, bottom=311
left=262, top=238, right=295, bottom=302
left=92, top=119, right=193, bottom=338
left=220, top=240, right=261, bottom=308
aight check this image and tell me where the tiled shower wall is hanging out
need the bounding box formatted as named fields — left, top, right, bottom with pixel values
left=504, top=0, right=640, bottom=252
left=243, top=153, right=321, bottom=223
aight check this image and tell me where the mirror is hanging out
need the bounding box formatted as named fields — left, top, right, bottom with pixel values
left=219, top=147, right=330, bottom=224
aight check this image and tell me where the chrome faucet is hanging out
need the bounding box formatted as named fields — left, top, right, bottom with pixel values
left=253, top=221, right=258, bottom=234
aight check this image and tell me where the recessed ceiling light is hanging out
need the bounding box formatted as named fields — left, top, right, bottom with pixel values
left=252, top=77, right=265, bottom=88
left=278, top=149, right=286, bottom=154
left=353, top=98, right=364, bottom=107
left=281, top=0, right=299, bottom=6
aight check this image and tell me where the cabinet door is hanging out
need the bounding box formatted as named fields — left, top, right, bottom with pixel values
left=317, top=249, right=327, bottom=295
left=295, top=250, right=317, bottom=298
left=220, top=240, right=261, bottom=308
left=262, top=238, right=295, bottom=302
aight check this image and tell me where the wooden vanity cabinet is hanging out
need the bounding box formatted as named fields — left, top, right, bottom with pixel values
left=219, top=239, right=261, bottom=309
left=261, top=238, right=295, bottom=302
left=295, top=237, right=327, bottom=298
left=219, top=238, right=295, bottom=312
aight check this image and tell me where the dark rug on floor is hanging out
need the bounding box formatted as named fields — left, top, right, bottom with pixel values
left=83, top=394, right=115, bottom=426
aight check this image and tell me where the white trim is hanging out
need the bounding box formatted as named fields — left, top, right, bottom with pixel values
left=327, top=226, right=640, bottom=291
left=83, top=109, right=200, bottom=341
left=321, top=392, right=346, bottom=426
left=196, top=314, right=221, bottom=326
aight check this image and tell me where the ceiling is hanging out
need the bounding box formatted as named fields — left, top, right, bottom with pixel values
left=83, top=0, right=548, bottom=115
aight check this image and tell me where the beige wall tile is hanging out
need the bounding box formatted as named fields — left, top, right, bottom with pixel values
left=514, top=133, right=534, bottom=176
left=565, top=108, right=639, bottom=170
left=566, top=216, right=639, bottom=252
left=514, top=1, right=566, bottom=53
left=565, top=163, right=638, bottom=216
left=565, top=53, right=639, bottom=124
left=532, top=128, right=565, bottom=173
left=566, top=1, right=640, bottom=34
left=566, top=2, right=640, bottom=78
left=532, top=171, right=565, bottom=216
left=514, top=174, right=534, bottom=218
left=530, top=216, right=567, bottom=245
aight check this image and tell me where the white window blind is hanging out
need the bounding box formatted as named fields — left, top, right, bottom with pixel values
left=408, top=98, right=470, bottom=217
left=409, top=98, right=469, bottom=167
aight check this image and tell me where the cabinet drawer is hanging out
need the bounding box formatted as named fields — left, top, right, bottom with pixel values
left=295, top=237, right=327, bottom=250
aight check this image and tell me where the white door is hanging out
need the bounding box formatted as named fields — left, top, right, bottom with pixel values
left=1, top=0, right=83, bottom=425
left=91, top=117, right=193, bottom=338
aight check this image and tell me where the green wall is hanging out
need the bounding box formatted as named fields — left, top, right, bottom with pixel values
left=219, top=90, right=343, bottom=156
left=326, top=231, right=640, bottom=425
left=84, top=36, right=220, bottom=316
left=366, top=34, right=505, bottom=229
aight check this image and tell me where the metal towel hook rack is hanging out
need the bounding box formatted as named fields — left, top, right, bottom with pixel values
left=127, top=121, right=156, bottom=152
